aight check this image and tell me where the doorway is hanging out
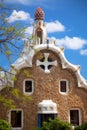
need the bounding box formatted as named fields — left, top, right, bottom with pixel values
left=38, top=113, right=57, bottom=127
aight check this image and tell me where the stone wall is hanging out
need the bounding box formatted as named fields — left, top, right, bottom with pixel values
left=0, top=49, right=87, bottom=130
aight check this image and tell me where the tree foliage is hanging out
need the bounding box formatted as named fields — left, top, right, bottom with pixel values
left=75, top=123, right=87, bottom=130
left=0, top=119, right=12, bottom=130
left=0, top=86, right=32, bottom=109
left=0, top=0, right=26, bottom=83
left=34, top=118, right=72, bottom=130
left=0, top=0, right=25, bottom=61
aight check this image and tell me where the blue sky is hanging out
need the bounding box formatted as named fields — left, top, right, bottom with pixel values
left=1, top=0, right=87, bottom=79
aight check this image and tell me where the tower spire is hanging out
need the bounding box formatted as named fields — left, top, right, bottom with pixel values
left=31, top=7, right=47, bottom=45
left=34, top=7, right=44, bottom=20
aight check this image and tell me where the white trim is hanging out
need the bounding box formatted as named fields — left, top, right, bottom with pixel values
left=38, top=100, right=57, bottom=114
left=59, top=79, right=69, bottom=95
left=69, top=108, right=82, bottom=126
left=7, top=44, right=87, bottom=89
left=34, top=45, right=87, bottom=88
left=8, top=109, right=23, bottom=130
left=23, top=79, right=34, bottom=95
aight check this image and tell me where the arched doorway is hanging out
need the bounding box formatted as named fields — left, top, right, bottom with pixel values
left=36, top=28, right=43, bottom=44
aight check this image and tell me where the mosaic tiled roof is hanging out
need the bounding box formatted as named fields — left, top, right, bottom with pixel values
left=34, top=7, right=44, bottom=20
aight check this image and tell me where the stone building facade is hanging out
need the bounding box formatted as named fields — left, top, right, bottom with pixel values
left=0, top=7, right=87, bottom=130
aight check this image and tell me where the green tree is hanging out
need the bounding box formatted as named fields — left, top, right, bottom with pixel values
left=0, top=119, right=12, bottom=130
left=34, top=118, right=72, bottom=130
left=0, top=0, right=25, bottom=65
left=75, top=123, right=87, bottom=130
left=0, top=0, right=30, bottom=109
left=0, top=0, right=25, bottom=87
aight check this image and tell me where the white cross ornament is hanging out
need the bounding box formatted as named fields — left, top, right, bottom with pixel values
left=36, top=53, right=57, bottom=73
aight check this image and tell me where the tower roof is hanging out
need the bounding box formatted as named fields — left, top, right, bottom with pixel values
left=34, top=7, right=44, bottom=20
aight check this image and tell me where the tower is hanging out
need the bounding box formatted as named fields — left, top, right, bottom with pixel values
left=31, top=7, right=47, bottom=45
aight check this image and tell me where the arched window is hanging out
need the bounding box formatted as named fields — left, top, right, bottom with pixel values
left=59, top=79, right=69, bottom=94
left=23, top=79, right=34, bottom=95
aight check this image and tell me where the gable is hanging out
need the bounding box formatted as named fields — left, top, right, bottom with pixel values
left=0, top=44, right=87, bottom=91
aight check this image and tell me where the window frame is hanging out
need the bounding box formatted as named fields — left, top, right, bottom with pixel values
left=69, top=108, right=81, bottom=126
left=9, top=109, right=23, bottom=130
left=59, top=79, right=69, bottom=94
left=23, top=79, right=34, bottom=95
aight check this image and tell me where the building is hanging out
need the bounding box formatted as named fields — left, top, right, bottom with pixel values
left=0, top=7, right=87, bottom=130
